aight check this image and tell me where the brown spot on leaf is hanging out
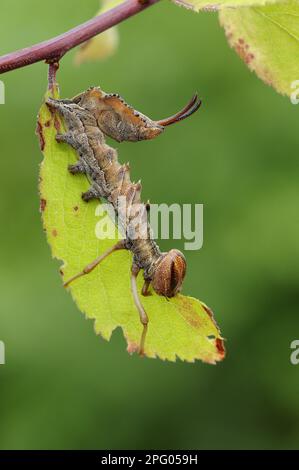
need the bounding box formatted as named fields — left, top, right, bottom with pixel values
left=36, top=120, right=45, bottom=151
left=40, top=198, right=47, bottom=212
left=235, top=39, right=254, bottom=65
left=216, top=338, right=226, bottom=358
left=54, top=116, right=61, bottom=132
left=127, top=342, right=139, bottom=355
left=45, top=120, right=51, bottom=128
left=52, top=229, right=58, bottom=237
left=59, top=269, right=64, bottom=276
left=47, top=105, right=61, bottom=132
left=177, top=297, right=203, bottom=329
left=73, top=206, right=79, bottom=212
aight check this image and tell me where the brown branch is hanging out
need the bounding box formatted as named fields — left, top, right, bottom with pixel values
left=0, top=0, right=159, bottom=74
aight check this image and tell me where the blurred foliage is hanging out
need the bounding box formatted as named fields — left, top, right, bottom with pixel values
left=74, top=0, right=119, bottom=65
left=0, top=0, right=299, bottom=450
left=219, top=1, right=299, bottom=97
left=176, top=0, right=299, bottom=98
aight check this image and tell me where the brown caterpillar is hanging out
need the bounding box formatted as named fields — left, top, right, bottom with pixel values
left=46, top=87, right=201, bottom=355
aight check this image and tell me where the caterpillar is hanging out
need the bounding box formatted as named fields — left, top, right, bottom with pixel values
left=46, top=87, right=201, bottom=355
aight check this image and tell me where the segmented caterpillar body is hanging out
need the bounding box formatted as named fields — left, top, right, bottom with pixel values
left=47, top=87, right=201, bottom=354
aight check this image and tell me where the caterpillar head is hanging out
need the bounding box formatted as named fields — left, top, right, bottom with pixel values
left=152, top=249, right=186, bottom=298
left=73, top=87, right=201, bottom=143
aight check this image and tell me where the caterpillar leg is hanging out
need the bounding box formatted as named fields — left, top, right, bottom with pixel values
left=82, top=178, right=108, bottom=201
left=56, top=132, right=77, bottom=147
left=56, top=133, right=92, bottom=174
left=68, top=162, right=86, bottom=175
left=55, top=132, right=88, bottom=176
left=131, top=265, right=149, bottom=356
left=63, top=240, right=125, bottom=288
left=55, top=132, right=77, bottom=147
left=81, top=187, right=99, bottom=202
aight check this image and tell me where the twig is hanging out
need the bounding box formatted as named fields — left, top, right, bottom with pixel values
left=0, top=0, right=159, bottom=74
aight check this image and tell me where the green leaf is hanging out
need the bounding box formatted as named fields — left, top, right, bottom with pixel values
left=172, top=0, right=280, bottom=11
left=37, top=87, right=225, bottom=363
left=219, top=1, right=299, bottom=97
left=74, top=0, right=120, bottom=65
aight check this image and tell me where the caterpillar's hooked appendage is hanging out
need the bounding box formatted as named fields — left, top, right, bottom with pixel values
left=47, top=87, right=200, bottom=355
left=156, top=93, right=202, bottom=127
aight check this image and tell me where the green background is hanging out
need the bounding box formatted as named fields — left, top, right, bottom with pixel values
left=0, top=0, right=299, bottom=450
